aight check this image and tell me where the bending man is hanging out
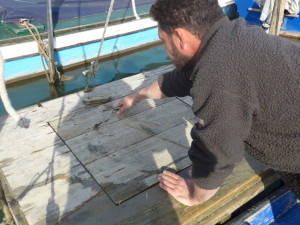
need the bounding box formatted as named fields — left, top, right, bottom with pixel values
left=117, top=0, right=300, bottom=206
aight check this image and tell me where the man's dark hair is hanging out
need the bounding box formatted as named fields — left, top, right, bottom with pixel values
left=150, top=0, right=224, bottom=39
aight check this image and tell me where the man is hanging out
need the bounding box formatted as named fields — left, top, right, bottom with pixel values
left=117, top=0, right=300, bottom=206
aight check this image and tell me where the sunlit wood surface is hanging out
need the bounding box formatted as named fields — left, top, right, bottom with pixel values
left=0, top=65, right=279, bottom=225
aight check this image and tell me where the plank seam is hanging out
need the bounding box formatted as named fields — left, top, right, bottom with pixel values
left=45, top=121, right=117, bottom=207
left=176, top=97, right=193, bottom=108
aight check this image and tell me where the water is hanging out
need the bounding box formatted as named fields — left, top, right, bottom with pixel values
left=0, top=44, right=171, bottom=116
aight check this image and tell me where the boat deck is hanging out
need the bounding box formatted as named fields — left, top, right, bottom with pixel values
left=0, top=65, right=280, bottom=225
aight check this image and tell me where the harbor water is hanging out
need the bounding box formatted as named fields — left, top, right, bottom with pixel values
left=0, top=43, right=171, bottom=116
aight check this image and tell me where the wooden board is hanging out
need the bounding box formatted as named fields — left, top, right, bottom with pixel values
left=65, top=118, right=153, bottom=165
left=49, top=98, right=174, bottom=140
left=59, top=155, right=279, bottom=225
left=0, top=108, right=103, bottom=225
left=179, top=96, right=193, bottom=107
left=125, top=99, right=195, bottom=135
left=0, top=132, right=101, bottom=225
left=58, top=98, right=195, bottom=204
left=158, top=118, right=197, bottom=148
left=88, top=136, right=191, bottom=204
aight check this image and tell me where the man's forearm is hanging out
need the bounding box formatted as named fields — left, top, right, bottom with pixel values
left=137, top=79, right=166, bottom=100
left=117, top=79, right=166, bottom=114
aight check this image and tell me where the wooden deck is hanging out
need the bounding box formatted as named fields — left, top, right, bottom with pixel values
left=0, top=65, right=280, bottom=225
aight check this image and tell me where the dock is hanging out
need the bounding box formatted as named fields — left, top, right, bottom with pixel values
left=0, top=65, right=280, bottom=225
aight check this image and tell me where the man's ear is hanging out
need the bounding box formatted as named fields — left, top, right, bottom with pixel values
left=173, top=28, right=187, bottom=52
left=173, top=28, right=201, bottom=57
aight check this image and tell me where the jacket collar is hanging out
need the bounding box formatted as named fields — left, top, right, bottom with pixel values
left=188, top=16, right=230, bottom=80
left=199, top=16, right=230, bottom=54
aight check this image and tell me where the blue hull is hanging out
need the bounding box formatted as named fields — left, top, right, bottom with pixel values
left=227, top=187, right=300, bottom=225
left=4, top=27, right=159, bottom=81
left=236, top=0, right=300, bottom=33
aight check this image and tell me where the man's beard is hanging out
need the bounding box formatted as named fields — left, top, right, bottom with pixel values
left=169, top=38, right=191, bottom=70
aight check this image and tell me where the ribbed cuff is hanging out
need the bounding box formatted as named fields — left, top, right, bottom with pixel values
left=191, top=163, right=234, bottom=190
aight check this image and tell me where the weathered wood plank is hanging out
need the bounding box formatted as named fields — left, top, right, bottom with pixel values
left=0, top=124, right=62, bottom=159
left=19, top=164, right=101, bottom=225
left=177, top=154, right=269, bottom=225
left=59, top=98, right=195, bottom=204
left=59, top=154, right=277, bottom=225
left=126, top=99, right=195, bottom=135
left=1, top=143, right=101, bottom=225
left=64, top=98, right=194, bottom=166
left=87, top=135, right=190, bottom=204
left=49, top=98, right=174, bottom=140
left=65, top=118, right=152, bottom=166
left=2, top=144, right=72, bottom=196
left=0, top=105, right=46, bottom=132
left=178, top=96, right=193, bottom=107
left=158, top=118, right=197, bottom=148
left=195, top=171, right=280, bottom=225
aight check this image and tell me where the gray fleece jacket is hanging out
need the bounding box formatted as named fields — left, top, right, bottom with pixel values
left=158, top=16, right=300, bottom=189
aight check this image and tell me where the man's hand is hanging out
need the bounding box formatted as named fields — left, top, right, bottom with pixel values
left=117, top=80, right=166, bottom=114
left=117, top=93, right=140, bottom=114
left=158, top=171, right=219, bottom=206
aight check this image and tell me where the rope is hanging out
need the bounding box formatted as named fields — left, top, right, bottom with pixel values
left=0, top=51, right=30, bottom=128
left=84, top=0, right=115, bottom=92
left=84, top=0, right=141, bottom=92
left=20, top=19, right=63, bottom=84
left=132, top=0, right=141, bottom=20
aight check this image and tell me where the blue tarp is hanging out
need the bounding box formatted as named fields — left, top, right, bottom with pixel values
left=0, top=0, right=155, bottom=24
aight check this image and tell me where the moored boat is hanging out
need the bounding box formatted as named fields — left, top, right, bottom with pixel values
left=0, top=0, right=237, bottom=84
left=236, top=0, right=300, bottom=38
left=226, top=186, right=300, bottom=225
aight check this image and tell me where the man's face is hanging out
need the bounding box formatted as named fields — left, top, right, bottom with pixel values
left=158, top=27, right=190, bottom=70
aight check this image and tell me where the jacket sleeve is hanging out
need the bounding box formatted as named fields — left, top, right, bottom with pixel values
left=157, top=69, right=193, bottom=97
left=189, top=90, right=256, bottom=189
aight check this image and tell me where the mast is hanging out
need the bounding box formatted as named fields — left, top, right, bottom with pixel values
left=46, top=0, right=57, bottom=84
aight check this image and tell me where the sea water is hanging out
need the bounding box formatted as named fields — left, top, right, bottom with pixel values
left=0, top=44, right=171, bottom=116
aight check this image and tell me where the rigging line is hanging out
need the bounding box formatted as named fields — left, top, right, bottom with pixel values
left=93, top=0, right=116, bottom=74
left=132, top=0, right=141, bottom=20
left=84, top=0, right=115, bottom=92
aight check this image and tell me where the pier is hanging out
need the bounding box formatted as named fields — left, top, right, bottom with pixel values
left=0, top=65, right=279, bottom=225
